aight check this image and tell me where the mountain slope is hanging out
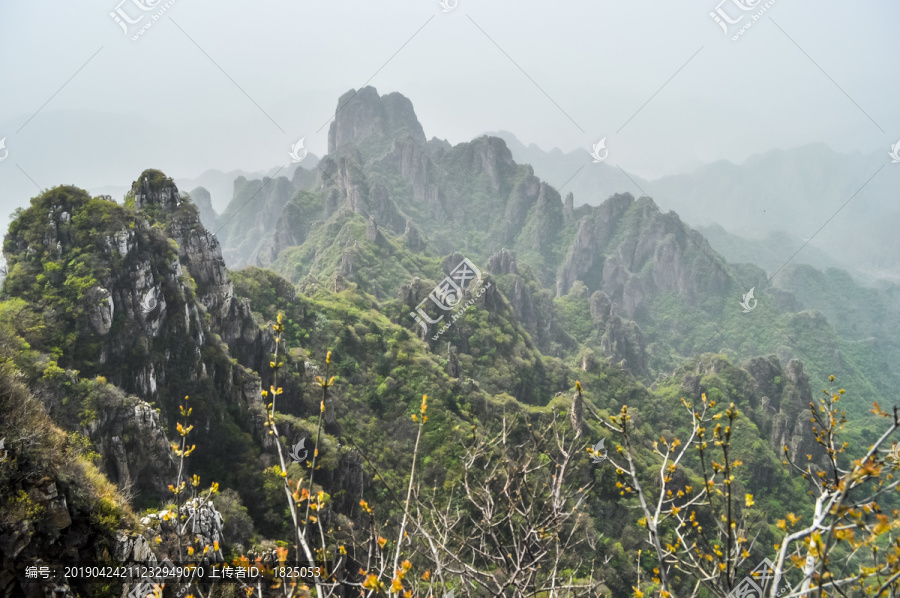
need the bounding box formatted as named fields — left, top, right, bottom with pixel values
left=491, top=131, right=900, bottom=281
left=2, top=88, right=897, bottom=596
left=249, top=87, right=893, bottom=426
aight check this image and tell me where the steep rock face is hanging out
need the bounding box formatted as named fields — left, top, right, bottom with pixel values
left=140, top=174, right=273, bottom=374
left=467, top=136, right=516, bottom=196
left=326, top=94, right=529, bottom=252
left=188, top=186, right=218, bottom=231
left=5, top=183, right=193, bottom=394
left=682, top=354, right=820, bottom=463
left=254, top=198, right=313, bottom=267
left=379, top=138, right=431, bottom=202
left=557, top=193, right=634, bottom=297
left=557, top=195, right=731, bottom=317
left=82, top=397, right=176, bottom=496
left=2, top=174, right=272, bottom=503
left=257, top=90, right=547, bottom=279
left=487, top=249, right=565, bottom=354
left=563, top=192, right=575, bottom=222
left=328, top=86, right=426, bottom=154
left=0, top=365, right=146, bottom=598
left=487, top=248, right=518, bottom=276
left=316, top=154, right=406, bottom=235
left=530, top=183, right=565, bottom=266
left=589, top=291, right=649, bottom=378
left=218, top=175, right=296, bottom=267
left=421, top=137, right=535, bottom=258
left=134, top=174, right=180, bottom=211
left=166, top=212, right=233, bottom=315
left=672, top=354, right=821, bottom=490
left=743, top=356, right=820, bottom=462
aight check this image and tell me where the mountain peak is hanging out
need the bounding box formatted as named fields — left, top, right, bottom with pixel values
left=131, top=169, right=181, bottom=211
left=327, top=87, right=426, bottom=154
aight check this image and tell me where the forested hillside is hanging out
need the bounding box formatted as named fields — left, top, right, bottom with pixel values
left=2, top=88, right=899, bottom=598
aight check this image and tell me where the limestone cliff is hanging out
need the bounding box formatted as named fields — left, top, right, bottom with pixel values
left=678, top=354, right=820, bottom=466
left=187, top=186, right=218, bottom=232
left=1, top=172, right=274, bottom=507
left=328, top=86, right=426, bottom=154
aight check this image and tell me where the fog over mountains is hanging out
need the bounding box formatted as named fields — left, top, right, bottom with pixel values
left=178, top=126, right=899, bottom=285
left=3, top=2, right=900, bottom=595
left=3, top=1, right=898, bottom=236
left=491, top=130, right=900, bottom=282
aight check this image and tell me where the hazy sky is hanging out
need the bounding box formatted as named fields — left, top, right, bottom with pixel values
left=1, top=0, right=898, bottom=222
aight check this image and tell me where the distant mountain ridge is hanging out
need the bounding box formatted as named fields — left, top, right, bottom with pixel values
left=488, top=130, right=900, bottom=282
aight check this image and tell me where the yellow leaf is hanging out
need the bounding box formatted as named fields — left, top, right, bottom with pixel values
left=362, top=574, right=381, bottom=590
